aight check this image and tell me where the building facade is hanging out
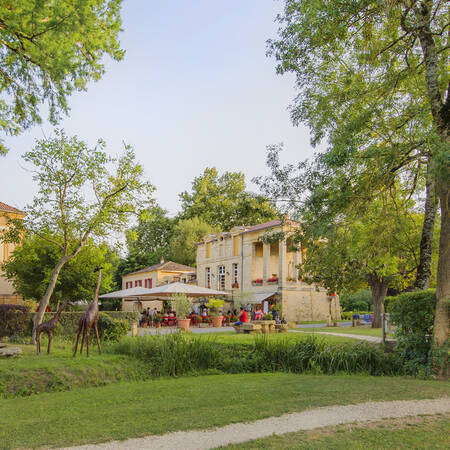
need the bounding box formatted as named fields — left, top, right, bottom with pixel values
left=196, top=220, right=340, bottom=322
left=0, top=202, right=25, bottom=305
left=121, top=260, right=196, bottom=311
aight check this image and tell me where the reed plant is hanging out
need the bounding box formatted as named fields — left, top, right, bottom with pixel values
left=109, top=333, right=406, bottom=377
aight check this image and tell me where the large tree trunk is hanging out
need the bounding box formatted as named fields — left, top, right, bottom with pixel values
left=433, top=182, right=449, bottom=378
left=414, top=162, right=437, bottom=290
left=416, top=2, right=449, bottom=378
left=31, top=255, right=70, bottom=343
left=369, top=276, right=388, bottom=328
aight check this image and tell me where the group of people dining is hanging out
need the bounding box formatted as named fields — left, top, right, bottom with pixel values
left=138, top=302, right=284, bottom=328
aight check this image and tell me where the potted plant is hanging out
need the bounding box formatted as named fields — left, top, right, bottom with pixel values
left=267, top=275, right=278, bottom=284
left=286, top=276, right=296, bottom=283
left=153, top=314, right=161, bottom=328
left=252, top=278, right=263, bottom=286
left=173, top=294, right=192, bottom=330
left=206, top=298, right=225, bottom=327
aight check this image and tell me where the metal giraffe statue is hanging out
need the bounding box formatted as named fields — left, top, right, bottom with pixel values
left=73, top=267, right=103, bottom=357
left=35, top=300, right=70, bottom=354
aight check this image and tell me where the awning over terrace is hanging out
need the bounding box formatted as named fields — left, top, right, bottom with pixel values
left=243, top=291, right=277, bottom=305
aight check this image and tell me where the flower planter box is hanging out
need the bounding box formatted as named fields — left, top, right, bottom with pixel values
left=252, top=281, right=263, bottom=286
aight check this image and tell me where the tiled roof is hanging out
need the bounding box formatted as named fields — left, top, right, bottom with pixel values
left=127, top=261, right=196, bottom=276
left=241, top=220, right=282, bottom=233
left=0, top=201, right=24, bottom=214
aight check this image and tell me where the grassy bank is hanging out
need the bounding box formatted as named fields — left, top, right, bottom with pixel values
left=0, top=340, right=149, bottom=398
left=224, top=414, right=450, bottom=449
left=1, top=373, right=448, bottom=449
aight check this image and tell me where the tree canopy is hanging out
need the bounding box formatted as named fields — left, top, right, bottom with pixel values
left=180, top=167, right=278, bottom=231
left=2, top=129, right=153, bottom=340
left=297, top=189, right=423, bottom=327
left=168, top=217, right=215, bottom=266
left=2, top=235, right=118, bottom=305
left=0, top=0, right=124, bottom=154
left=267, top=0, right=449, bottom=374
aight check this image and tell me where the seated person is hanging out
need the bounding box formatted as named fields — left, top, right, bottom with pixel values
left=234, top=307, right=247, bottom=326
left=254, top=308, right=262, bottom=320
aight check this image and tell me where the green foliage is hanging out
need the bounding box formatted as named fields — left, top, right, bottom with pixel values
left=0, top=0, right=124, bottom=154
left=340, top=290, right=373, bottom=312
left=206, top=298, right=225, bottom=316
left=168, top=217, right=215, bottom=266
left=110, top=334, right=221, bottom=377
left=1, top=130, right=154, bottom=331
left=388, top=290, right=437, bottom=374
left=97, top=313, right=129, bottom=342
left=0, top=305, right=30, bottom=338
left=28, top=311, right=138, bottom=339
left=117, top=205, right=175, bottom=278
left=180, top=167, right=278, bottom=230
left=110, top=334, right=405, bottom=377
left=172, top=294, right=192, bottom=318
left=2, top=234, right=118, bottom=305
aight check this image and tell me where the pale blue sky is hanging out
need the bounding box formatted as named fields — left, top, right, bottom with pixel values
left=2, top=0, right=317, bottom=216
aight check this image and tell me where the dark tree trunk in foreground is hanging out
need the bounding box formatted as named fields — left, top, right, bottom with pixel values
left=369, top=276, right=388, bottom=328
left=415, top=163, right=437, bottom=290
left=415, top=2, right=449, bottom=378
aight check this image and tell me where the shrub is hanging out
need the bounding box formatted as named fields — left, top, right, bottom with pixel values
left=340, top=289, right=372, bottom=312
left=0, top=304, right=30, bottom=338
left=388, top=289, right=436, bottom=375
left=29, top=311, right=138, bottom=339
left=97, top=312, right=129, bottom=342
left=172, top=294, right=191, bottom=318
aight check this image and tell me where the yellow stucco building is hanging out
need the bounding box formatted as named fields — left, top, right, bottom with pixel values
left=196, top=219, right=340, bottom=322
left=0, top=201, right=25, bottom=305
left=121, top=260, right=196, bottom=311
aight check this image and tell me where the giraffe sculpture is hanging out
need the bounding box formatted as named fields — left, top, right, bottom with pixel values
left=35, top=300, right=70, bottom=355
left=73, top=266, right=103, bottom=357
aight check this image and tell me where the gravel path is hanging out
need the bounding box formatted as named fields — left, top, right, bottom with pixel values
left=68, top=398, right=450, bottom=450
left=289, top=329, right=383, bottom=343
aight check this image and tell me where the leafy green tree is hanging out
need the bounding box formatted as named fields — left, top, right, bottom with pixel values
left=180, top=167, right=278, bottom=231
left=297, top=192, right=422, bottom=328
left=113, top=206, right=174, bottom=284
left=1, top=129, right=154, bottom=341
left=169, top=217, right=215, bottom=266
left=340, top=290, right=373, bottom=313
left=268, top=0, right=448, bottom=374
left=0, top=0, right=124, bottom=154
left=2, top=235, right=117, bottom=305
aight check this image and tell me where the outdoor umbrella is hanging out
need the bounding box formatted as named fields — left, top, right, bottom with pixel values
left=99, top=287, right=154, bottom=299
left=131, top=282, right=228, bottom=298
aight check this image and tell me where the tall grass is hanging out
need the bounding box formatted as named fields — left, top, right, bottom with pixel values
left=110, top=334, right=221, bottom=376
left=109, top=333, right=405, bottom=377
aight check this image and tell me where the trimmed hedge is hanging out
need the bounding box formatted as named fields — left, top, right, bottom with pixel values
left=30, top=311, right=138, bottom=339
left=0, top=304, right=31, bottom=338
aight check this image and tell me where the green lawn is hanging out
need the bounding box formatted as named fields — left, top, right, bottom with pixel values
left=197, top=331, right=359, bottom=345
left=1, top=373, right=448, bottom=449
left=223, top=414, right=450, bottom=449
left=306, top=326, right=386, bottom=337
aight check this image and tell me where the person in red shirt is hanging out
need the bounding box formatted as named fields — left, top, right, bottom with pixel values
left=234, top=307, right=247, bottom=325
